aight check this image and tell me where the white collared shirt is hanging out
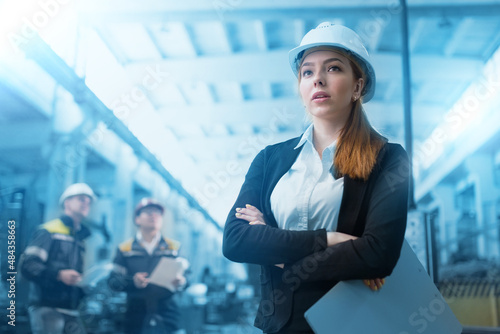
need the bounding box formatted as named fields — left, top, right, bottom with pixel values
left=270, top=124, right=344, bottom=231
left=136, top=231, right=161, bottom=255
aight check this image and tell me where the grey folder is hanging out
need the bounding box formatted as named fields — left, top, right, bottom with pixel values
left=304, top=241, right=462, bottom=334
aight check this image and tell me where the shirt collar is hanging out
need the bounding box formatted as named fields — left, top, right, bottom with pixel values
left=294, top=124, right=338, bottom=154
left=294, top=124, right=314, bottom=150
left=136, top=230, right=161, bottom=246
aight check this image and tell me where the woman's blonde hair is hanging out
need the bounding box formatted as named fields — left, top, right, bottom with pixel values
left=299, top=48, right=387, bottom=181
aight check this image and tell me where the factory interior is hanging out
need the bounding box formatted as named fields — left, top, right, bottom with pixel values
left=1, top=0, right=500, bottom=333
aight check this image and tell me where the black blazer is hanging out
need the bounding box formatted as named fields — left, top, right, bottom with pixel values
left=223, top=136, right=410, bottom=333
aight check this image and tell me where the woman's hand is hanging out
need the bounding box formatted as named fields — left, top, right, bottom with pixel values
left=326, top=232, right=384, bottom=290
left=326, top=231, right=358, bottom=246
left=235, top=204, right=267, bottom=225
left=363, top=278, right=385, bottom=291
left=236, top=205, right=285, bottom=267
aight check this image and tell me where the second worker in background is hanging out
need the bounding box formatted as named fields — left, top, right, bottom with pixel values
left=108, top=198, right=188, bottom=334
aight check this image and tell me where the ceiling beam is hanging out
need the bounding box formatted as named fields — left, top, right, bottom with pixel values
left=94, top=25, right=129, bottom=65
left=444, top=18, right=475, bottom=57
left=179, top=81, right=215, bottom=105
left=124, top=50, right=483, bottom=84
left=293, top=19, right=306, bottom=46
left=217, top=21, right=234, bottom=53
left=158, top=97, right=444, bottom=131
left=482, top=27, right=500, bottom=60
left=262, top=82, right=273, bottom=100
left=254, top=20, right=268, bottom=51
left=409, top=18, right=427, bottom=52
left=79, top=0, right=500, bottom=23
left=359, top=17, right=385, bottom=52
left=178, top=131, right=300, bottom=149
left=144, top=25, right=168, bottom=59
left=0, top=62, right=55, bottom=120
left=21, top=35, right=222, bottom=230
left=180, top=23, right=200, bottom=56
left=158, top=97, right=305, bottom=126
left=415, top=104, right=500, bottom=201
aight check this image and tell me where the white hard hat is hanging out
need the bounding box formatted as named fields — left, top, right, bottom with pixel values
left=289, top=22, right=376, bottom=103
left=59, top=183, right=97, bottom=206
left=134, top=197, right=165, bottom=216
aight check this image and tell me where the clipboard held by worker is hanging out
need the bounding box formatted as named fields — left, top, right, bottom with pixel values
left=148, top=257, right=189, bottom=292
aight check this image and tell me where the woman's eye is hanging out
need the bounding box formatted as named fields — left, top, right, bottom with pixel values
left=328, top=66, right=340, bottom=72
left=302, top=70, right=312, bottom=77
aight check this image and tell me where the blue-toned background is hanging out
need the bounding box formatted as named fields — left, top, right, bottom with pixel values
left=1, top=0, right=500, bottom=332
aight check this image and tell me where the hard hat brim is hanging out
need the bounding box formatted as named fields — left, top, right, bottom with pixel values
left=134, top=198, right=165, bottom=216
left=59, top=193, right=96, bottom=206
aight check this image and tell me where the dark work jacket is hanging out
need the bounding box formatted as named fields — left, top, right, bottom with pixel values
left=20, top=215, right=90, bottom=310
left=108, top=236, right=182, bottom=334
left=223, top=137, right=410, bottom=333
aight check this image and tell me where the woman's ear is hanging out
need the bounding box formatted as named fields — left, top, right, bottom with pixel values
left=354, top=78, right=364, bottom=95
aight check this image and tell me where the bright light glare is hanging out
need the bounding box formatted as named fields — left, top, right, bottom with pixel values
left=0, top=0, right=78, bottom=62
left=415, top=44, right=500, bottom=175
left=0, top=0, right=37, bottom=56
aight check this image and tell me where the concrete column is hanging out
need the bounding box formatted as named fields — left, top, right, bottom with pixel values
left=113, top=145, right=136, bottom=247
left=44, top=138, right=79, bottom=221
left=44, top=86, right=89, bottom=221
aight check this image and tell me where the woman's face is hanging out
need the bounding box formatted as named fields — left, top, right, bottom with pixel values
left=299, top=49, right=363, bottom=122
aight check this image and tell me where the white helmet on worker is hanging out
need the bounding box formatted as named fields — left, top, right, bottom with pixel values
left=134, top=197, right=165, bottom=217
left=59, top=183, right=97, bottom=207
left=289, top=22, right=376, bottom=103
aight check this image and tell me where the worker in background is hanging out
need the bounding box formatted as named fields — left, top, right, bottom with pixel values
left=108, top=198, right=187, bottom=334
left=20, top=183, right=97, bottom=334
